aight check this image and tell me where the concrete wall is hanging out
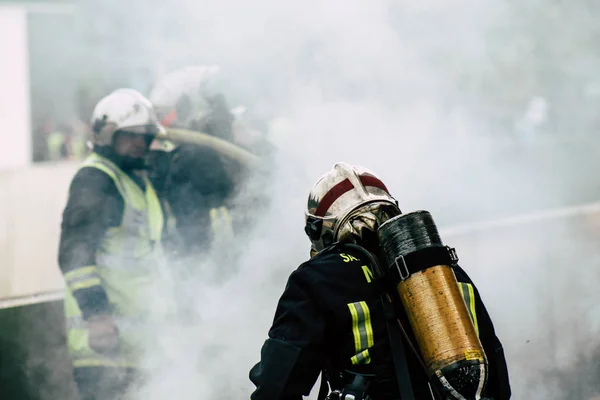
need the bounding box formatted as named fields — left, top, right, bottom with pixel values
left=0, top=5, right=31, bottom=169
left=0, top=161, right=78, bottom=302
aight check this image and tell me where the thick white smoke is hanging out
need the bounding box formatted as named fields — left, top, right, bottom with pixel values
left=67, top=0, right=600, bottom=399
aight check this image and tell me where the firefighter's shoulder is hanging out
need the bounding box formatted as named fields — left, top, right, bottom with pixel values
left=69, top=166, right=116, bottom=194
left=298, top=245, right=365, bottom=272
left=296, top=245, right=376, bottom=285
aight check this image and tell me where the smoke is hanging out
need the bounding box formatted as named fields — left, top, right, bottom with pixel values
left=129, top=1, right=483, bottom=398
left=49, top=0, right=600, bottom=399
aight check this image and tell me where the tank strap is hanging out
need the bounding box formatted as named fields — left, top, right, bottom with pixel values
left=390, top=245, right=459, bottom=283
left=380, top=294, right=416, bottom=400
left=344, top=373, right=371, bottom=400
left=338, top=243, right=430, bottom=399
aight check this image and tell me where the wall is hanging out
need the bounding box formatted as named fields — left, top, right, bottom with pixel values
left=0, top=161, right=78, bottom=303
left=0, top=5, right=31, bottom=169
left=0, top=162, right=79, bottom=400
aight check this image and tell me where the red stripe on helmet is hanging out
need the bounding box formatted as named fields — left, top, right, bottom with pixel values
left=359, top=175, right=389, bottom=193
left=314, top=175, right=390, bottom=218
left=314, top=178, right=354, bottom=217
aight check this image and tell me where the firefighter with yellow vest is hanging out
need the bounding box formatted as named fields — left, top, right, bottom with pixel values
left=58, top=88, right=173, bottom=400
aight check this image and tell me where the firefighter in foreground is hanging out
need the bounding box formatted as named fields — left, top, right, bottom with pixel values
left=249, top=162, right=511, bottom=400
left=58, top=88, right=173, bottom=400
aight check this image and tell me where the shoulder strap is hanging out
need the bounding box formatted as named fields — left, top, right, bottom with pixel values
left=341, top=244, right=418, bottom=399
left=380, top=294, right=416, bottom=400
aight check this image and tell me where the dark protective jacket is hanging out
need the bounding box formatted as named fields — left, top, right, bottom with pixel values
left=147, top=144, right=236, bottom=257
left=249, top=244, right=511, bottom=400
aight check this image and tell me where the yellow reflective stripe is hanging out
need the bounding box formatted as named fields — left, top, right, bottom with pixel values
left=210, top=206, right=232, bottom=235
left=351, top=349, right=371, bottom=365
left=73, top=359, right=138, bottom=368
left=458, top=283, right=479, bottom=336
left=347, top=301, right=374, bottom=365
left=210, top=208, right=219, bottom=234
left=467, top=283, right=479, bottom=336
left=64, top=266, right=103, bottom=292
left=363, top=303, right=374, bottom=347
left=64, top=266, right=98, bottom=282
left=221, top=207, right=231, bottom=227
left=348, top=303, right=362, bottom=351
left=69, top=278, right=102, bottom=292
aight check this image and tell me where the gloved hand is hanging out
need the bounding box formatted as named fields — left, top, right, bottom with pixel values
left=87, top=314, right=120, bottom=355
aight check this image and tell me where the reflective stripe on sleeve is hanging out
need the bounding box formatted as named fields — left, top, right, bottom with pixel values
left=348, top=301, right=374, bottom=365
left=64, top=266, right=102, bottom=292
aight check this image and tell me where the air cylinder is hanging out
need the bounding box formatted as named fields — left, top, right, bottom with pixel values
left=377, top=210, right=487, bottom=400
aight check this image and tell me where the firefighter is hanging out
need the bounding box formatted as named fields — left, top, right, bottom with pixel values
left=147, top=65, right=238, bottom=260
left=147, top=65, right=271, bottom=264
left=249, top=162, right=511, bottom=400
left=58, top=88, right=173, bottom=400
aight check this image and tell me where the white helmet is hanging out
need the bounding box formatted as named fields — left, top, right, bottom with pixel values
left=91, top=88, right=165, bottom=147
left=305, top=162, right=400, bottom=252
left=148, top=65, right=220, bottom=129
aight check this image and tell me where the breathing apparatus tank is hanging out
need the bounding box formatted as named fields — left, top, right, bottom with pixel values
left=377, top=210, right=488, bottom=400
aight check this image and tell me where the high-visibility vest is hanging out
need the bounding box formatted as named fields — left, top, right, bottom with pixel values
left=62, top=152, right=173, bottom=369
left=47, top=131, right=66, bottom=161
left=70, top=136, right=89, bottom=160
